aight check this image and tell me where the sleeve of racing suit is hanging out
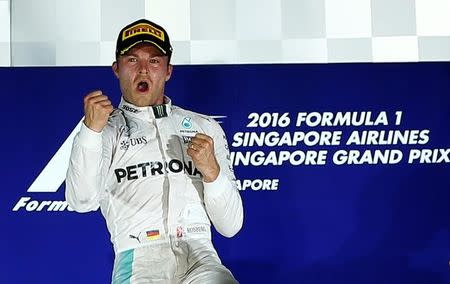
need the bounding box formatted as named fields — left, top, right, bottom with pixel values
left=65, top=122, right=111, bottom=212
left=203, top=121, right=243, bottom=238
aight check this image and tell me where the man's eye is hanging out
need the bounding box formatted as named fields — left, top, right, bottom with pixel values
left=150, top=59, right=159, bottom=64
left=128, top=57, right=137, bottom=62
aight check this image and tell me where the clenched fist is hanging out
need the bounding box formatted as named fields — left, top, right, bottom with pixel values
left=83, top=91, right=114, bottom=132
left=187, top=133, right=220, bottom=182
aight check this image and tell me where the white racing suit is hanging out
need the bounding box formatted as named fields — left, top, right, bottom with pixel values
left=65, top=97, right=243, bottom=283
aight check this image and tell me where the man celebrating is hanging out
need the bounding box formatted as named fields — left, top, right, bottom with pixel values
left=65, top=19, right=243, bottom=283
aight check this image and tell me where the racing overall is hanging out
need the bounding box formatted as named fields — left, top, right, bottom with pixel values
left=66, top=97, right=243, bottom=283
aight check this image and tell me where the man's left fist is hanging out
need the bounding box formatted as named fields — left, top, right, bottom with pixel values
left=187, top=133, right=220, bottom=182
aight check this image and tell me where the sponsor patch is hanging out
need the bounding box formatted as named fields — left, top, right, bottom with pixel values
left=182, top=117, right=192, bottom=129
left=122, top=23, right=165, bottom=41
left=121, top=104, right=140, bottom=113
left=182, top=136, right=192, bottom=144
left=113, top=160, right=201, bottom=183
left=119, top=136, right=148, bottom=150
left=186, top=225, right=208, bottom=234
left=176, top=226, right=184, bottom=238
left=129, top=232, right=141, bottom=243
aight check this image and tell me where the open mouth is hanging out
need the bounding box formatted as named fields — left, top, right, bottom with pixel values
left=137, top=81, right=149, bottom=92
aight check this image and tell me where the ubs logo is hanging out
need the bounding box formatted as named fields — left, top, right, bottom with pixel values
left=120, top=136, right=148, bottom=150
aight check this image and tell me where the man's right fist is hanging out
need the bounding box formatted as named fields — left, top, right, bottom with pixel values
left=83, top=91, right=114, bottom=132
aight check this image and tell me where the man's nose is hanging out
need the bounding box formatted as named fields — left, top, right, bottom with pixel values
left=138, top=61, right=149, bottom=74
